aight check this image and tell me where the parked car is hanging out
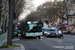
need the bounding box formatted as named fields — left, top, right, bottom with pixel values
left=44, top=28, right=62, bottom=38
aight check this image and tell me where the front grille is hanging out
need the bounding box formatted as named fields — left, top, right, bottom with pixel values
left=50, top=33, right=56, bottom=35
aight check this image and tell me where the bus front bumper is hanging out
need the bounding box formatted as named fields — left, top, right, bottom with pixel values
left=26, top=33, right=42, bottom=37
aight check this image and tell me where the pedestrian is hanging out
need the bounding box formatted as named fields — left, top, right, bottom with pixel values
left=49, top=23, right=51, bottom=27
left=59, top=20, right=61, bottom=24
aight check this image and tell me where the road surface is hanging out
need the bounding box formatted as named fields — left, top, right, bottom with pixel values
left=4, top=34, right=75, bottom=50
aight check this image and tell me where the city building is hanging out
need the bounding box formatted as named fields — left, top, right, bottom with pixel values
left=66, top=0, right=75, bottom=25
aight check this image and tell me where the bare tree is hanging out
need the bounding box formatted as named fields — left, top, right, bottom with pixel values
left=15, top=0, right=25, bottom=19
left=7, top=0, right=14, bottom=45
left=0, top=0, right=2, bottom=28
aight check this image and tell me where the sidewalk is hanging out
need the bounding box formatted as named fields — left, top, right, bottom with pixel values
left=0, top=44, right=25, bottom=50
left=0, top=33, right=7, bottom=46
left=0, top=33, right=25, bottom=50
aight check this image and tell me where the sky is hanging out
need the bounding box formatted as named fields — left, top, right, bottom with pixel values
left=32, top=0, right=63, bottom=7
left=32, top=0, right=52, bottom=7
left=18, top=0, right=63, bottom=21
left=19, top=0, right=48, bottom=21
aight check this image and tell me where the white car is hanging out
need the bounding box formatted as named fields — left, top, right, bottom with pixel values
left=44, top=28, right=62, bottom=38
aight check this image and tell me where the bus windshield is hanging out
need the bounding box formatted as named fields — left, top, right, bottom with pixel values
left=25, top=24, right=42, bottom=32
left=29, top=24, right=37, bottom=31
left=24, top=20, right=43, bottom=32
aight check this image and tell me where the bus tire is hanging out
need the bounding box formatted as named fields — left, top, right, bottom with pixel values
left=38, top=36, right=40, bottom=39
left=38, top=36, right=42, bottom=39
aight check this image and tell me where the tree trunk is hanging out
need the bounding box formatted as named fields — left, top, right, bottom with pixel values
left=0, top=12, right=1, bottom=28
left=7, top=0, right=14, bottom=45
left=5, top=16, right=7, bottom=32
left=2, top=14, right=5, bottom=33
left=0, top=0, right=2, bottom=28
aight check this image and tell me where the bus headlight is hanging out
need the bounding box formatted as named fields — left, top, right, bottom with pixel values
left=47, top=33, right=50, bottom=34
left=44, top=31, right=48, bottom=33
left=59, top=31, right=62, bottom=34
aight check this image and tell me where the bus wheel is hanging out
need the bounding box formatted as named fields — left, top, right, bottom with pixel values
left=38, top=36, right=40, bottom=39
left=38, top=36, right=42, bottom=39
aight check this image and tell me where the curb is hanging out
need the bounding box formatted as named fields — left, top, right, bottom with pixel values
left=16, top=44, right=25, bottom=50
left=3, top=38, right=20, bottom=42
left=0, top=38, right=25, bottom=50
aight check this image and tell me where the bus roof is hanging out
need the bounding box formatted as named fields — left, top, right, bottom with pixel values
left=25, top=20, right=42, bottom=22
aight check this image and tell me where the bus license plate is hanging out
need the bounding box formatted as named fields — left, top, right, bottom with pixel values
left=33, top=34, right=36, bottom=36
